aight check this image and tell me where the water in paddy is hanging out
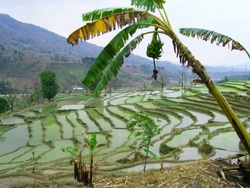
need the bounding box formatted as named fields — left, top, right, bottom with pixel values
left=107, top=106, right=132, bottom=120
left=189, top=111, right=211, bottom=125
left=167, top=129, right=202, bottom=147
left=28, top=120, right=43, bottom=145
left=59, top=104, right=84, bottom=110
left=209, top=131, right=240, bottom=153
left=57, top=114, right=73, bottom=139
left=161, top=115, right=181, bottom=134
left=1, top=87, right=248, bottom=174
left=213, top=112, right=228, bottom=122
left=109, top=97, right=129, bottom=105
left=67, top=112, right=87, bottom=135
left=176, top=112, right=194, bottom=128
left=39, top=140, right=74, bottom=163
left=109, top=129, right=130, bottom=151
left=87, top=108, right=113, bottom=131
left=120, top=104, right=139, bottom=112
left=77, top=110, right=100, bottom=132
left=1, top=117, right=24, bottom=125
left=100, top=108, right=127, bottom=129
left=0, top=125, right=29, bottom=154
left=0, top=147, right=31, bottom=163
left=19, top=111, right=36, bottom=118
left=44, top=122, right=62, bottom=141
left=162, top=90, right=182, bottom=98
left=126, top=95, right=144, bottom=103
left=137, top=101, right=159, bottom=109
left=179, top=147, right=202, bottom=160
left=126, top=92, right=141, bottom=97
left=208, top=123, right=231, bottom=132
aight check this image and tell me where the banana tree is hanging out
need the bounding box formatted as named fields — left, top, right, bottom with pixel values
left=67, top=0, right=250, bottom=154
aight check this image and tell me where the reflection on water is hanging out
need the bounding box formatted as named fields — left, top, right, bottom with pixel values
left=59, top=104, right=84, bottom=110
left=0, top=87, right=248, bottom=174
left=179, top=147, right=202, bottom=160
left=0, top=125, right=29, bottom=154
left=2, top=117, right=24, bottom=125
left=162, top=90, right=182, bottom=98
left=209, top=131, right=240, bottom=152
left=167, top=129, right=202, bottom=147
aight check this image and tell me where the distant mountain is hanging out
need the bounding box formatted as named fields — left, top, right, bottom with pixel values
left=0, top=13, right=248, bottom=91
left=0, top=13, right=102, bottom=57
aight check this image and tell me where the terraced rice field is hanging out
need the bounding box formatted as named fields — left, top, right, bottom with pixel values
left=0, top=81, right=250, bottom=178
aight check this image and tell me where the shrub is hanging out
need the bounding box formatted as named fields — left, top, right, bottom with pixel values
left=0, top=97, right=10, bottom=113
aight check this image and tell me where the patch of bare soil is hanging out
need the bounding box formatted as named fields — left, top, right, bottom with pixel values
left=2, top=159, right=250, bottom=188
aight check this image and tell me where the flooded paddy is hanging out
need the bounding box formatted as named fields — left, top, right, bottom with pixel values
left=0, top=82, right=249, bottom=176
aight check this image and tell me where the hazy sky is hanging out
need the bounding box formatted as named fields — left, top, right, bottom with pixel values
left=0, top=0, right=249, bottom=67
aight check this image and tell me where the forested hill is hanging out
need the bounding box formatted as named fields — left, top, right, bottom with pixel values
left=0, top=13, right=247, bottom=91
left=0, top=13, right=102, bottom=57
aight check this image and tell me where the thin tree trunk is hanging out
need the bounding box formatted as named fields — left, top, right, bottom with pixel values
left=143, top=138, right=151, bottom=172
left=90, top=152, right=93, bottom=187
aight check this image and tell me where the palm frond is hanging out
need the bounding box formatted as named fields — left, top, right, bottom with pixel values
left=67, top=8, right=149, bottom=45
left=180, top=28, right=250, bottom=58
left=88, top=35, right=144, bottom=97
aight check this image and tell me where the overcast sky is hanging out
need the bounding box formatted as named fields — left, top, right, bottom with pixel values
left=0, top=0, right=249, bottom=67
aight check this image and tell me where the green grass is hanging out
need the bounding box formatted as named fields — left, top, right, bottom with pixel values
left=43, top=115, right=57, bottom=126
left=153, top=99, right=177, bottom=106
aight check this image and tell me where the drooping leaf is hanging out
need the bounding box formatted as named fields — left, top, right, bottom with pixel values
left=67, top=8, right=149, bottom=45
left=90, top=134, right=97, bottom=151
left=89, top=34, right=144, bottom=97
left=180, top=28, right=250, bottom=58
left=143, top=149, right=159, bottom=159
left=61, top=146, right=78, bottom=157
left=81, top=16, right=154, bottom=93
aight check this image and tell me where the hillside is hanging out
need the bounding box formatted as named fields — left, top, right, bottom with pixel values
left=0, top=13, right=248, bottom=91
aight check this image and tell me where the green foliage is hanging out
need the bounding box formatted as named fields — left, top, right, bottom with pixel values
left=153, top=99, right=177, bottom=107
left=198, top=141, right=214, bottom=155
left=61, top=146, right=78, bottom=157
left=0, top=97, right=10, bottom=113
left=0, top=80, right=12, bottom=95
left=221, top=76, right=229, bottom=83
left=159, top=143, right=176, bottom=155
left=0, top=135, right=6, bottom=142
left=183, top=90, right=199, bottom=97
left=61, top=132, right=99, bottom=186
left=83, top=133, right=97, bottom=152
left=40, top=70, right=59, bottom=101
left=127, top=111, right=162, bottom=171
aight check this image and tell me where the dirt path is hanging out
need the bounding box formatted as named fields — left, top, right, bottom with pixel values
left=1, top=159, right=249, bottom=188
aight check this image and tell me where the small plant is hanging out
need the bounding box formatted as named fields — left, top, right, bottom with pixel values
left=127, top=111, right=162, bottom=171
left=0, top=135, right=6, bottom=142
left=62, top=132, right=98, bottom=187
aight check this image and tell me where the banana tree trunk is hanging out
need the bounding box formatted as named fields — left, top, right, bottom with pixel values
left=176, top=41, right=250, bottom=154
left=195, top=60, right=250, bottom=155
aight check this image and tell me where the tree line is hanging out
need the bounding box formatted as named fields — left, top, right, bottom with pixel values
left=0, top=70, right=59, bottom=114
